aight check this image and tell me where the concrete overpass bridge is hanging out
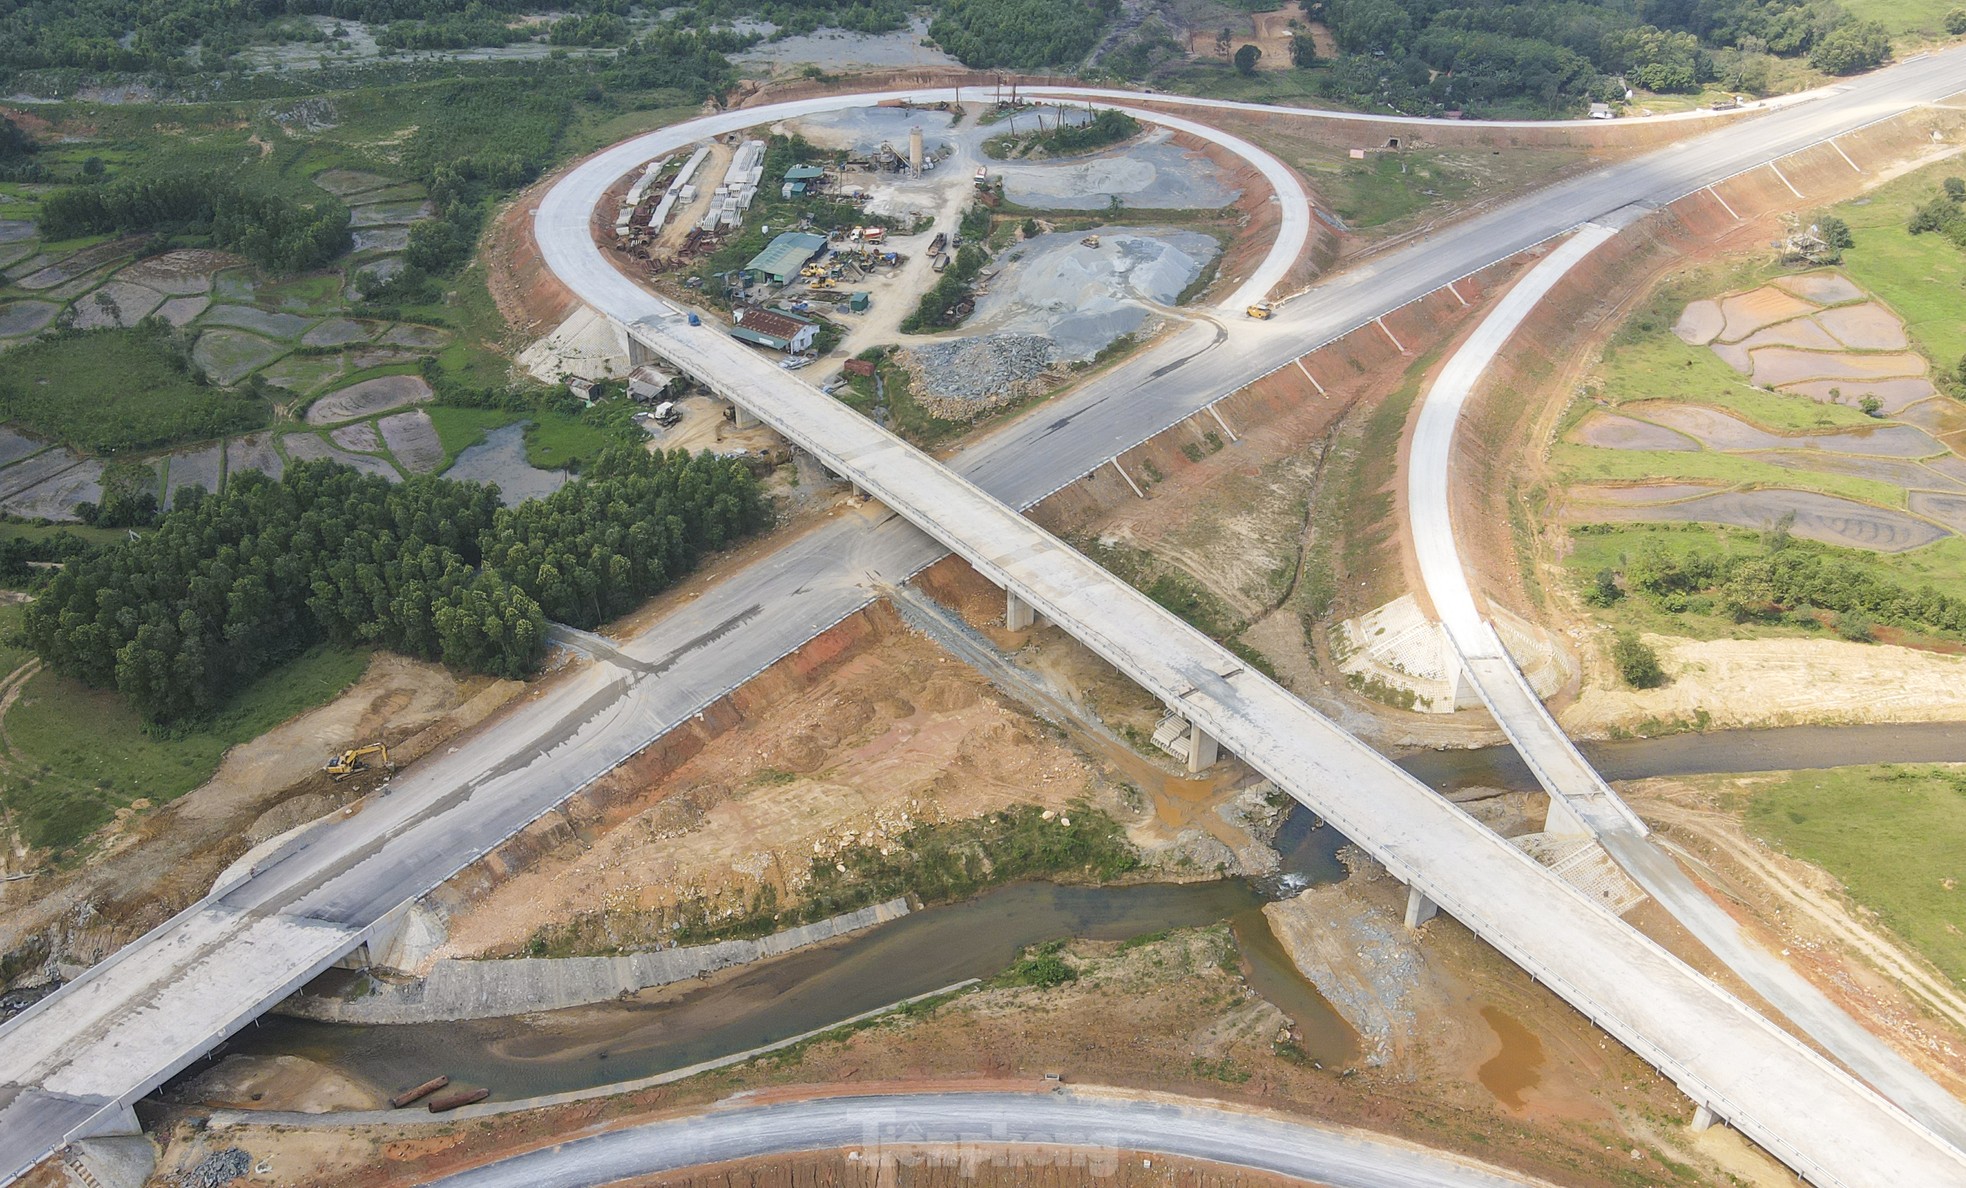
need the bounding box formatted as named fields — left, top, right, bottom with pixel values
left=7, top=54, right=1966, bottom=1186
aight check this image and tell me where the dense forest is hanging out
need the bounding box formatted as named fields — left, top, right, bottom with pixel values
left=24, top=450, right=768, bottom=724
left=38, top=173, right=350, bottom=273
left=928, top=0, right=1119, bottom=69
left=484, top=446, right=773, bottom=628
left=1307, top=0, right=1893, bottom=113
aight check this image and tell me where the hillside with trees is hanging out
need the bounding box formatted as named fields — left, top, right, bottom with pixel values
left=24, top=450, right=769, bottom=725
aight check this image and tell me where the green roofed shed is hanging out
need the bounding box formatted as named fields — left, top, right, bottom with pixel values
left=746, top=231, right=827, bottom=283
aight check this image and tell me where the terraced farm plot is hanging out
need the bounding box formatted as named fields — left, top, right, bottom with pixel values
left=301, top=318, right=375, bottom=347
left=0, top=219, right=33, bottom=243
left=156, top=295, right=210, bottom=327
left=192, top=328, right=286, bottom=384
left=1600, top=489, right=1948, bottom=552
left=0, top=449, right=83, bottom=500
left=116, top=249, right=229, bottom=295
left=312, top=169, right=397, bottom=198
left=378, top=410, right=445, bottom=474
left=349, top=200, right=433, bottom=227
left=378, top=324, right=449, bottom=349
left=1638, top=404, right=1944, bottom=457
left=352, top=227, right=411, bottom=253
left=1782, top=378, right=1936, bottom=413
left=280, top=431, right=400, bottom=480
left=330, top=422, right=381, bottom=452
left=225, top=432, right=284, bottom=481
left=0, top=427, right=44, bottom=469
left=0, top=302, right=58, bottom=337
left=163, top=442, right=224, bottom=506
left=1572, top=269, right=1965, bottom=556
left=200, top=304, right=316, bottom=339
left=65, top=282, right=165, bottom=330
left=1566, top=412, right=1697, bottom=451
left=0, top=458, right=103, bottom=521
left=305, top=375, right=432, bottom=424
left=259, top=353, right=347, bottom=394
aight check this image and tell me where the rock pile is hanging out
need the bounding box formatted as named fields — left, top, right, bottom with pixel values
left=183, top=1148, right=252, bottom=1187
left=900, top=333, right=1056, bottom=419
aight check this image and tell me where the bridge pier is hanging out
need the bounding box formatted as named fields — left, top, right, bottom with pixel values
left=1691, top=1104, right=1721, bottom=1132
left=730, top=402, right=761, bottom=430
left=1403, top=885, right=1439, bottom=929
left=1186, top=724, right=1218, bottom=774
left=1005, top=590, right=1035, bottom=631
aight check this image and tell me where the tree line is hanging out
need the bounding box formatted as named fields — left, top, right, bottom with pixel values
left=928, top=0, right=1119, bottom=69
left=1301, top=0, right=1894, bottom=116
left=38, top=173, right=350, bottom=274
left=24, top=449, right=769, bottom=724
left=1585, top=525, right=1966, bottom=642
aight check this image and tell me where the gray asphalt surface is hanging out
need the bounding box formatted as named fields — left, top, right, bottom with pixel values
left=5, top=48, right=1966, bottom=1186
left=426, top=1091, right=1546, bottom=1188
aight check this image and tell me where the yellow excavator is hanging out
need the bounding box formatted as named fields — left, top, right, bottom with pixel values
left=326, top=742, right=393, bottom=780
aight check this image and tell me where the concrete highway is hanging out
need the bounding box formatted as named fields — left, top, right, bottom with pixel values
left=426, top=1090, right=1549, bottom=1188
left=5, top=46, right=1966, bottom=1185
left=1407, top=217, right=1966, bottom=1147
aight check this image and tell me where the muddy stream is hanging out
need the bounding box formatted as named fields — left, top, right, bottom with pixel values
left=211, top=720, right=1961, bottom=1108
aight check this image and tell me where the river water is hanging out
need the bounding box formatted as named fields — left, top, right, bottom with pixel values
left=216, top=720, right=1963, bottom=1105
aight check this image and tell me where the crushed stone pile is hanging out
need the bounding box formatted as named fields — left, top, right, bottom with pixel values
left=182, top=1148, right=252, bottom=1187
left=900, top=333, right=1057, bottom=418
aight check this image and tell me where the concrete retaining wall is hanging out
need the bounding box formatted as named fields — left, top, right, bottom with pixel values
left=281, top=897, right=910, bottom=1024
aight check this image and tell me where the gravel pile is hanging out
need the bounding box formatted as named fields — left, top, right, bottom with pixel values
left=182, top=1148, right=252, bottom=1187
left=901, top=333, right=1056, bottom=418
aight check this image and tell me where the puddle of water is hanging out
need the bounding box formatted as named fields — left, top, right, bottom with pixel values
left=1476, top=1005, right=1544, bottom=1109
left=1230, top=905, right=1359, bottom=1066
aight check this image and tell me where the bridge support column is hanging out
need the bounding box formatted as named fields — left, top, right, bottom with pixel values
left=1690, top=1104, right=1720, bottom=1132
left=731, top=402, right=760, bottom=430
left=1006, top=590, right=1035, bottom=631
left=1403, top=885, right=1439, bottom=929
left=1186, top=724, right=1218, bottom=774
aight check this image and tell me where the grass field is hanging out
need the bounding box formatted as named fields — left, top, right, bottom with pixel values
left=0, top=644, right=368, bottom=858
left=1320, top=152, right=1475, bottom=230
left=1742, top=764, right=1966, bottom=989
left=426, top=404, right=524, bottom=463
left=1837, top=0, right=1958, bottom=35
left=0, top=327, right=271, bottom=453
left=1592, top=317, right=1875, bottom=433
left=1830, top=161, right=1966, bottom=369
left=1550, top=441, right=1907, bottom=507
left=1562, top=523, right=1966, bottom=638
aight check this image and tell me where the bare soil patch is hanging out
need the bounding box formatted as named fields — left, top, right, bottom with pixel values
left=1562, top=634, right=1966, bottom=736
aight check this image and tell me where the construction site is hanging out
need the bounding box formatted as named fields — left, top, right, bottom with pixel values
left=10, top=36, right=1966, bottom=1188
